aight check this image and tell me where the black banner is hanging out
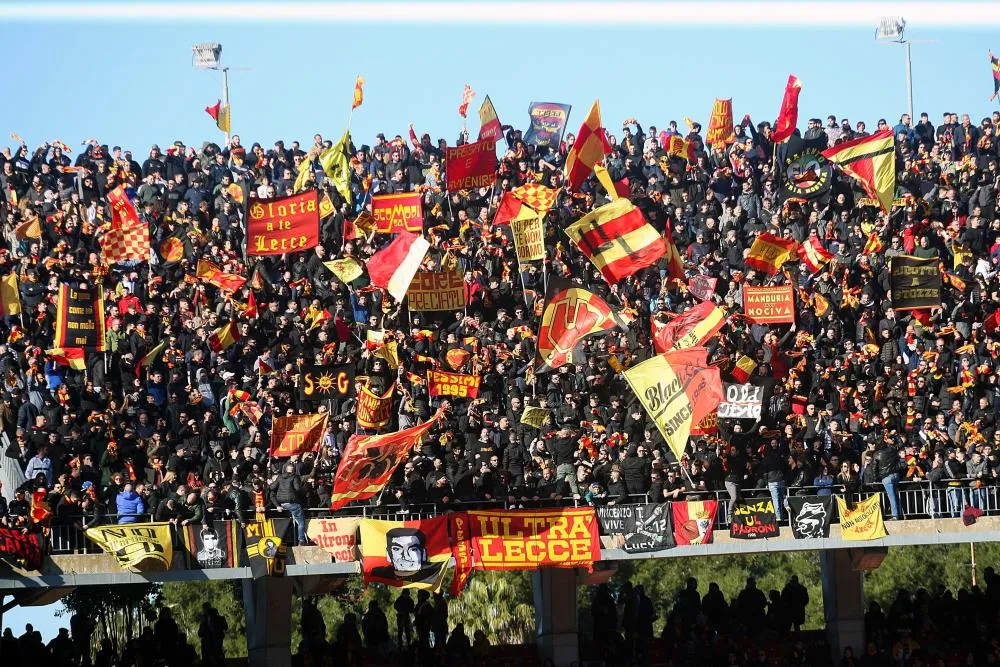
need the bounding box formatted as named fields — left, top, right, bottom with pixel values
left=0, top=527, right=43, bottom=570
left=787, top=495, right=834, bottom=539
left=890, top=255, right=942, bottom=311
left=729, top=498, right=779, bottom=539
left=776, top=134, right=833, bottom=204
left=53, top=284, right=106, bottom=351
left=181, top=520, right=240, bottom=569
left=595, top=503, right=674, bottom=553
left=298, top=365, right=355, bottom=403
left=244, top=518, right=291, bottom=578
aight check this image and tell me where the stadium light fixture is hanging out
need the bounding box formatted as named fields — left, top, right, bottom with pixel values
left=875, top=16, right=913, bottom=123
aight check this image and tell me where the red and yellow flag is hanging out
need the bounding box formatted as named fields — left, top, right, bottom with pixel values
left=730, top=354, right=757, bottom=383
left=330, top=412, right=444, bottom=510
left=478, top=95, right=503, bottom=142
left=862, top=232, right=884, bottom=255
left=269, top=413, right=329, bottom=458
left=796, top=235, right=833, bottom=273
left=622, top=349, right=724, bottom=462
left=47, top=347, right=86, bottom=370
left=745, top=232, right=797, bottom=275
left=652, top=301, right=726, bottom=353
left=564, top=99, right=611, bottom=191
left=535, top=276, right=624, bottom=372
left=15, top=215, right=41, bottom=240
left=208, top=321, right=240, bottom=353
left=352, top=76, right=364, bottom=110
left=822, top=129, right=896, bottom=214
left=564, top=198, right=666, bottom=285
left=511, top=183, right=559, bottom=214
left=458, top=83, right=475, bottom=118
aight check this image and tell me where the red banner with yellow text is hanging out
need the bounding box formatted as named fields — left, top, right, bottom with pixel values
left=373, top=193, right=424, bottom=234
left=247, top=191, right=320, bottom=256
left=445, top=140, right=497, bottom=191
left=457, top=508, right=600, bottom=575
left=357, top=383, right=395, bottom=430
left=269, top=413, right=329, bottom=457
left=743, top=285, right=795, bottom=325
left=427, top=370, right=481, bottom=399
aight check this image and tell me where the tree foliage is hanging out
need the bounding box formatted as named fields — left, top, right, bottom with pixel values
left=58, top=584, right=161, bottom=656
left=447, top=571, right=535, bottom=645
left=159, top=580, right=248, bottom=657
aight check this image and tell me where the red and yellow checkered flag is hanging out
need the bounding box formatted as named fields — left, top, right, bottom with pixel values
left=100, top=224, right=150, bottom=263
left=511, top=183, right=559, bottom=213
left=564, top=99, right=611, bottom=191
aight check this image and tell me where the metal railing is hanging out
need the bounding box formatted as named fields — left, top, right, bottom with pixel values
left=37, top=478, right=999, bottom=556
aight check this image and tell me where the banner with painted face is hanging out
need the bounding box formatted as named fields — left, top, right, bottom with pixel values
left=788, top=495, right=834, bottom=539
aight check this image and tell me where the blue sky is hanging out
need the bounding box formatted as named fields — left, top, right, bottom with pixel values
left=4, top=5, right=1000, bottom=157
left=3, top=0, right=1000, bottom=644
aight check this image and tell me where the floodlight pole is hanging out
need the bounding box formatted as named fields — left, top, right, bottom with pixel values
left=222, top=66, right=231, bottom=146
left=904, top=40, right=914, bottom=124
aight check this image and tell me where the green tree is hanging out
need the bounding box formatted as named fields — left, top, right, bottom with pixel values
left=58, top=584, right=161, bottom=658
left=160, top=580, right=248, bottom=657
left=447, top=571, right=535, bottom=644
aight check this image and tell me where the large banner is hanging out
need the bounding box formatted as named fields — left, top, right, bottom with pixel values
left=672, top=500, right=719, bottom=546
left=85, top=522, right=174, bottom=572
left=788, top=495, right=834, bottom=539
left=511, top=215, right=545, bottom=262
left=742, top=285, right=795, bottom=325
left=523, top=102, right=572, bottom=147
left=357, top=383, right=394, bottom=430
left=729, top=499, right=779, bottom=539
left=246, top=190, right=320, bottom=256
left=427, top=370, right=481, bottom=399
left=836, top=495, right=887, bottom=541
left=269, top=413, right=328, bottom=457
left=372, top=193, right=423, bottom=234
left=595, top=503, right=674, bottom=553
left=298, top=365, right=355, bottom=403
left=705, top=98, right=735, bottom=147
left=180, top=520, right=240, bottom=569
left=777, top=133, right=833, bottom=203
left=244, top=518, right=291, bottom=578
left=460, top=508, right=600, bottom=572
left=718, top=383, right=764, bottom=420
left=0, top=527, right=42, bottom=571
left=408, top=270, right=467, bottom=312
left=445, top=140, right=497, bottom=191
left=890, top=255, right=942, bottom=311
left=306, top=518, right=360, bottom=563
left=360, top=516, right=451, bottom=592
left=54, top=284, right=106, bottom=351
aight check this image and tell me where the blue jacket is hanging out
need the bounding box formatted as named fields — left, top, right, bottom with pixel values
left=116, top=490, right=146, bottom=523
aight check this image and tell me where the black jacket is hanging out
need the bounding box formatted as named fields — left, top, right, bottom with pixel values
left=269, top=472, right=301, bottom=505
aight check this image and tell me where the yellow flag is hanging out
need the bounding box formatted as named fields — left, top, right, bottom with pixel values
left=85, top=522, right=174, bottom=571
left=217, top=103, right=231, bottom=134
left=593, top=164, right=619, bottom=201
left=293, top=151, right=315, bottom=193
left=836, top=495, right=887, bottom=541
left=520, top=405, right=549, bottom=429
left=374, top=340, right=401, bottom=369
left=953, top=242, right=973, bottom=270
left=324, top=258, right=364, bottom=284
left=0, top=273, right=21, bottom=316
left=318, top=130, right=353, bottom=205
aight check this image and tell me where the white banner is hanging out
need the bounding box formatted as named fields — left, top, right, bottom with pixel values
left=718, top=383, right=763, bottom=420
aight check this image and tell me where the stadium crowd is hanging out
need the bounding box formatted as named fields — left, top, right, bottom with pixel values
left=2, top=105, right=1000, bottom=549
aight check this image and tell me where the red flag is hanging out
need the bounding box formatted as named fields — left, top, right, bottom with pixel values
left=205, top=100, right=222, bottom=122
left=772, top=74, right=802, bottom=144
left=244, top=291, right=258, bottom=319
left=330, top=412, right=444, bottom=510
left=796, top=235, right=833, bottom=273
left=493, top=191, right=531, bottom=227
